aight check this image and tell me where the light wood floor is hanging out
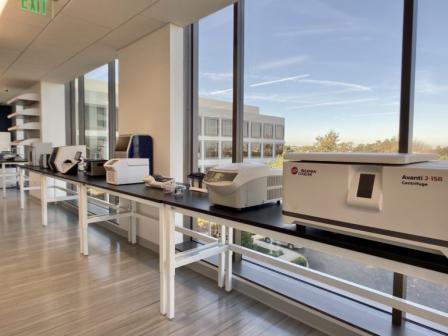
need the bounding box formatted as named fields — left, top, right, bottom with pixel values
left=0, top=189, right=324, bottom=336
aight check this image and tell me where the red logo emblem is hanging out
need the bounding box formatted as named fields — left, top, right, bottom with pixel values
left=291, top=167, right=298, bottom=175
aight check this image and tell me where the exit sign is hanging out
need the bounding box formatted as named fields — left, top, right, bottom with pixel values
left=21, top=0, right=48, bottom=16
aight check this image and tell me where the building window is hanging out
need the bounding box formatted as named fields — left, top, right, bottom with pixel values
left=198, top=117, right=202, bottom=136
left=204, top=141, right=219, bottom=159
left=275, top=125, right=284, bottom=140
left=251, top=143, right=261, bottom=158
left=243, top=142, right=249, bottom=158
left=275, top=144, right=284, bottom=156
left=222, top=141, right=232, bottom=158
left=263, top=143, right=273, bottom=157
left=243, top=121, right=249, bottom=138
left=204, top=117, right=219, bottom=136
left=222, top=118, right=232, bottom=137
left=251, top=122, right=262, bottom=138
left=84, top=64, right=109, bottom=159
left=263, top=123, right=273, bottom=139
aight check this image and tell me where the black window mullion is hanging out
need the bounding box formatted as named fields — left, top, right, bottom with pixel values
left=108, top=61, right=117, bottom=159
left=78, top=75, right=86, bottom=146
left=398, top=0, right=418, bottom=154
left=232, top=0, right=245, bottom=163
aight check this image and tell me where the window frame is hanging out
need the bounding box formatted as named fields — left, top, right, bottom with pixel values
left=66, top=60, right=118, bottom=159
left=186, top=0, right=425, bottom=330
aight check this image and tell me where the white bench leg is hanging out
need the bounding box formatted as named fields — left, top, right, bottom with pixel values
left=225, top=227, right=233, bottom=292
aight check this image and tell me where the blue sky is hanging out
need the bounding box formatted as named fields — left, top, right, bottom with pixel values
left=198, top=0, right=448, bottom=147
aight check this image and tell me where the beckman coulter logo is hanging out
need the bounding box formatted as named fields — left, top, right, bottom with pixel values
left=291, top=167, right=299, bottom=175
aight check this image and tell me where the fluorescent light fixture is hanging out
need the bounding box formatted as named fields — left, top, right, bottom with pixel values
left=0, top=0, right=7, bottom=16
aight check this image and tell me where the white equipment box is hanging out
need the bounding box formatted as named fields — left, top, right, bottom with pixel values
left=104, top=158, right=149, bottom=185
left=282, top=152, right=448, bottom=256
left=204, top=162, right=282, bottom=209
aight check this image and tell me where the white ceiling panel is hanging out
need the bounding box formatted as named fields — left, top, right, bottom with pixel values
left=45, top=43, right=117, bottom=83
left=36, top=14, right=109, bottom=52
left=101, top=14, right=165, bottom=50
left=0, top=18, right=42, bottom=51
left=62, top=0, right=159, bottom=29
left=0, top=48, right=19, bottom=68
left=143, top=0, right=235, bottom=26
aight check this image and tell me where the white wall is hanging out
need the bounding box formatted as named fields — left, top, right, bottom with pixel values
left=118, top=23, right=184, bottom=244
left=28, top=81, right=66, bottom=198
left=40, top=82, right=66, bottom=146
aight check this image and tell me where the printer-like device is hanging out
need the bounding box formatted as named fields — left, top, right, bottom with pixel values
left=104, top=158, right=149, bottom=185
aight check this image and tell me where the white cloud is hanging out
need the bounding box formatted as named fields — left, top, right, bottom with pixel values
left=254, top=56, right=308, bottom=72
left=209, top=88, right=233, bottom=95
left=297, top=79, right=372, bottom=92
left=200, top=72, right=233, bottom=81
left=288, top=98, right=377, bottom=110
left=275, top=26, right=346, bottom=37
left=250, top=74, right=310, bottom=88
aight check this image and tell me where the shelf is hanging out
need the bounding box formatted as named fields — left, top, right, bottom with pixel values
left=7, top=93, right=40, bottom=105
left=10, top=138, right=41, bottom=146
left=8, top=122, right=41, bottom=131
left=7, top=108, right=40, bottom=119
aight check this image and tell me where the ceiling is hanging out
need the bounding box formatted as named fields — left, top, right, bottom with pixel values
left=0, top=0, right=234, bottom=103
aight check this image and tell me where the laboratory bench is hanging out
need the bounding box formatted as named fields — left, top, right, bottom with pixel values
left=1, top=158, right=27, bottom=198
left=17, top=165, right=448, bottom=327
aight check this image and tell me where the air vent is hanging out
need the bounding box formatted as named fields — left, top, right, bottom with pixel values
left=267, top=188, right=282, bottom=201
left=267, top=175, right=282, bottom=187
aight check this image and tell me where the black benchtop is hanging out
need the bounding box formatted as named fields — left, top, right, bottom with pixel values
left=0, top=158, right=27, bottom=164
left=21, top=165, right=448, bottom=274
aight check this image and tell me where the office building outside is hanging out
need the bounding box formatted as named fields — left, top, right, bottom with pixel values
left=198, top=98, right=285, bottom=172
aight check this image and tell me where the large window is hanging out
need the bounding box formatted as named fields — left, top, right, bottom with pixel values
left=197, top=6, right=233, bottom=172
left=84, top=64, right=109, bottom=159
left=413, top=0, right=448, bottom=158
left=240, top=0, right=406, bottom=307
left=189, top=1, right=448, bottom=332
left=244, top=0, right=403, bottom=161
left=68, top=61, right=117, bottom=160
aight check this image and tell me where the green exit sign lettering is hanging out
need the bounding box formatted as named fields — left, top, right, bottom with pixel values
left=21, top=0, right=48, bottom=16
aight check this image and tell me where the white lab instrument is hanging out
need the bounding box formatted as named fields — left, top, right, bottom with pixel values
left=0, top=132, right=10, bottom=151
left=29, top=142, right=52, bottom=166
left=48, top=145, right=86, bottom=174
left=282, top=152, right=448, bottom=255
left=204, top=162, right=282, bottom=209
left=104, top=158, right=149, bottom=185
left=143, top=175, right=175, bottom=189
